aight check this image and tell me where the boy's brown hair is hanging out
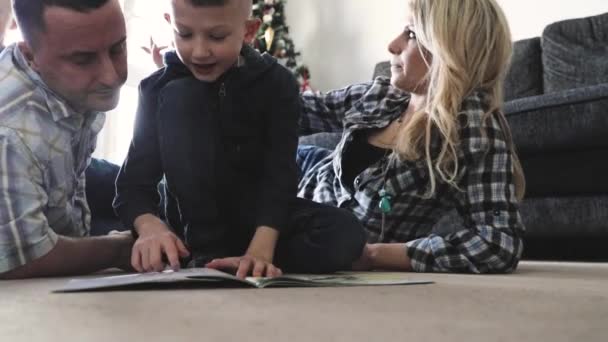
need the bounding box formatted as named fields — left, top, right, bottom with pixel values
left=183, top=0, right=253, bottom=17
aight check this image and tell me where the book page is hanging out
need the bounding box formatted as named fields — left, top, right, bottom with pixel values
left=250, top=272, right=433, bottom=288
left=55, top=268, right=247, bottom=292
left=55, top=269, right=432, bottom=292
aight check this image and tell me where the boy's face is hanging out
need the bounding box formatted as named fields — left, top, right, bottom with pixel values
left=166, top=0, right=259, bottom=82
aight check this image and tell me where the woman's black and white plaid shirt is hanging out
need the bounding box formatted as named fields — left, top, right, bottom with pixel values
left=298, top=77, right=525, bottom=274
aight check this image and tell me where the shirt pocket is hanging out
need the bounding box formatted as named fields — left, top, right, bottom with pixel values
left=46, top=180, right=76, bottom=208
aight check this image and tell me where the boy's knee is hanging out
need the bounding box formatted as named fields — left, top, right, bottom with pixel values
left=335, top=209, right=367, bottom=245
left=323, top=209, right=367, bottom=270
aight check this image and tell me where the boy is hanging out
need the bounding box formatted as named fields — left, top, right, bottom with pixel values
left=114, top=0, right=366, bottom=278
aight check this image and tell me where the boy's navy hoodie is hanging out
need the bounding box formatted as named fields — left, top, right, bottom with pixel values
left=114, top=45, right=301, bottom=254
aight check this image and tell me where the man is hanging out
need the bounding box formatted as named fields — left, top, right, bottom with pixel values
left=0, top=0, right=132, bottom=279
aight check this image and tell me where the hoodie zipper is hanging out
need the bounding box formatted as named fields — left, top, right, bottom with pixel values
left=219, top=82, right=226, bottom=100
left=217, top=82, right=226, bottom=113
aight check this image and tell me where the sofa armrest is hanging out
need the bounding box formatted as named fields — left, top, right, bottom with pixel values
left=504, top=83, right=608, bottom=155
left=505, top=83, right=608, bottom=115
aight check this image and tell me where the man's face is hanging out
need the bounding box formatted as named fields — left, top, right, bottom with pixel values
left=166, top=0, right=258, bottom=82
left=23, top=0, right=128, bottom=113
left=387, top=18, right=430, bottom=94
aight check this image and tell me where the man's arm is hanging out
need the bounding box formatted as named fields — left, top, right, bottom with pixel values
left=0, top=233, right=132, bottom=280
left=0, top=129, right=131, bottom=279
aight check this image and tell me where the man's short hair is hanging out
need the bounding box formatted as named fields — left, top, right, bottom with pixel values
left=12, top=0, right=111, bottom=45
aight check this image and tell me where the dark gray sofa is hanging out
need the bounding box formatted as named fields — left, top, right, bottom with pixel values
left=300, top=13, right=608, bottom=260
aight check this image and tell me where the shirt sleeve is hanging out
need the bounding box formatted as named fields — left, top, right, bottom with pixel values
left=255, top=71, right=300, bottom=232
left=113, top=83, right=164, bottom=229
left=405, top=112, right=524, bottom=274
left=0, top=129, right=59, bottom=274
left=299, top=80, right=379, bottom=136
left=299, top=77, right=406, bottom=136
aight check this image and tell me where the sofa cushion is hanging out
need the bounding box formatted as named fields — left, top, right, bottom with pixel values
left=521, top=149, right=608, bottom=198
left=542, top=12, right=608, bottom=93
left=504, top=37, right=543, bottom=101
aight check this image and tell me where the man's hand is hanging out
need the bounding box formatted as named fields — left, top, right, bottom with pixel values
left=206, top=226, right=282, bottom=279
left=108, top=230, right=135, bottom=271
left=132, top=214, right=190, bottom=273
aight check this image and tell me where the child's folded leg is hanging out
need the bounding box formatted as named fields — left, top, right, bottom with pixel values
left=183, top=223, right=231, bottom=268
left=274, top=198, right=367, bottom=274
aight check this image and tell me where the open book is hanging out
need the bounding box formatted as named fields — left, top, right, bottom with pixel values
left=55, top=268, right=433, bottom=292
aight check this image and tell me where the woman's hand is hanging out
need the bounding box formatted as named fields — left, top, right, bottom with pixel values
left=352, top=243, right=412, bottom=271
left=352, top=244, right=377, bottom=271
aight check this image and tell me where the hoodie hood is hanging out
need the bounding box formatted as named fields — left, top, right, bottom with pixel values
left=163, top=44, right=278, bottom=85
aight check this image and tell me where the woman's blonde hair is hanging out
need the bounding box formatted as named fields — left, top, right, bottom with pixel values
left=395, top=0, right=525, bottom=200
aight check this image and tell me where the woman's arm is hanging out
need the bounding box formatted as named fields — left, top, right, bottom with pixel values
left=300, top=77, right=401, bottom=136
left=404, top=112, right=524, bottom=274
left=299, top=87, right=351, bottom=136
left=360, top=111, right=524, bottom=274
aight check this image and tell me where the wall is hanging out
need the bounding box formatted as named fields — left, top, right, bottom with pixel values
left=285, top=0, right=608, bottom=92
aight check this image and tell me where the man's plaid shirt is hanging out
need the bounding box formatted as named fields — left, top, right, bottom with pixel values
left=0, top=44, right=104, bottom=273
left=298, top=77, right=524, bottom=273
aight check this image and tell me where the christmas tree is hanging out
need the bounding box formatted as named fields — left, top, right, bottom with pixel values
left=252, top=0, right=311, bottom=91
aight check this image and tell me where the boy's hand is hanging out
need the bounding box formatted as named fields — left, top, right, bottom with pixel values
left=132, top=214, right=190, bottom=273
left=206, top=254, right=283, bottom=279
left=206, top=226, right=282, bottom=279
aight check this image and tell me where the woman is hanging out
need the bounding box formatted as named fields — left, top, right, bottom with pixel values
left=297, top=0, right=525, bottom=273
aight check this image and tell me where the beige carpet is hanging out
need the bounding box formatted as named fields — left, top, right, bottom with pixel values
left=1, top=261, right=607, bottom=342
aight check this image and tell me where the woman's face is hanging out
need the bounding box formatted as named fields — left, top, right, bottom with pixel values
left=387, top=18, right=430, bottom=94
